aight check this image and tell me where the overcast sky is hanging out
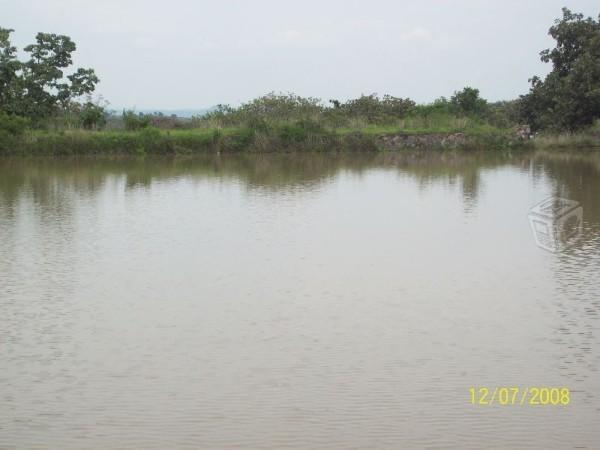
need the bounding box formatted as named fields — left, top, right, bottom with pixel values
left=2, top=0, right=598, bottom=109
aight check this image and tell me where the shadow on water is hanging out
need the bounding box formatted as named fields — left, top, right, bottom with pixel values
left=0, top=151, right=520, bottom=211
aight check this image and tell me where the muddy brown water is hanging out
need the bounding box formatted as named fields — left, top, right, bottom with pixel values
left=1, top=152, right=599, bottom=449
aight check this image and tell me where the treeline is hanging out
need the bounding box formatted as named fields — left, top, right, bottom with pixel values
left=53, top=88, right=515, bottom=135
left=1, top=7, right=599, bottom=152
left=193, top=88, right=519, bottom=132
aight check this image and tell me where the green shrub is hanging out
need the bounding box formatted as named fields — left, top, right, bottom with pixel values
left=79, top=102, right=107, bottom=130
left=0, top=112, right=29, bottom=151
left=450, top=87, right=488, bottom=117
left=0, top=111, right=29, bottom=135
left=123, top=110, right=151, bottom=131
left=276, top=119, right=325, bottom=144
left=227, top=127, right=255, bottom=150
left=245, top=116, right=271, bottom=133
left=278, top=123, right=306, bottom=144
left=137, top=127, right=163, bottom=153
left=332, top=94, right=416, bottom=124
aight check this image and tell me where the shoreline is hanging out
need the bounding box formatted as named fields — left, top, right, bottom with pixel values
left=1, top=127, right=598, bottom=156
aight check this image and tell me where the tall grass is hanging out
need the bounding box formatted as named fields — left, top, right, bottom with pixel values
left=1, top=122, right=530, bottom=156
left=533, top=121, right=600, bottom=150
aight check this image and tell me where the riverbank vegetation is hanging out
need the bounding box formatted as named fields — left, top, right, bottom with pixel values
left=1, top=7, right=599, bottom=155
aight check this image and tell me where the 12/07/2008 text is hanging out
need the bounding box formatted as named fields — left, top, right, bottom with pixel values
left=469, top=387, right=570, bottom=406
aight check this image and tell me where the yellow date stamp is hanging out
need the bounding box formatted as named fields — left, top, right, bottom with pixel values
left=469, top=387, right=570, bottom=406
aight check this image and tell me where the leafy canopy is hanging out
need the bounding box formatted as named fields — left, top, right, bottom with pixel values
left=521, top=8, right=600, bottom=131
left=0, top=27, right=99, bottom=121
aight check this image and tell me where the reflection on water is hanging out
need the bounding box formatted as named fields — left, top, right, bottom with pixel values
left=1, top=151, right=599, bottom=450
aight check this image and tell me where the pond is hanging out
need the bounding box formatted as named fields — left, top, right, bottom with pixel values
left=1, top=151, right=599, bottom=449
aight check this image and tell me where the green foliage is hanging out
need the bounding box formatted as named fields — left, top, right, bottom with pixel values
left=520, top=8, right=600, bottom=131
left=278, top=123, right=309, bottom=144
left=450, top=87, right=488, bottom=116
left=0, top=111, right=29, bottom=151
left=332, top=94, right=416, bottom=123
left=237, top=92, right=323, bottom=122
left=228, top=127, right=256, bottom=150
left=196, top=91, right=506, bottom=133
left=0, top=27, right=99, bottom=122
left=0, top=28, right=21, bottom=114
left=202, top=92, right=324, bottom=128
left=123, top=110, right=151, bottom=131
left=135, top=127, right=162, bottom=154
left=410, top=97, right=453, bottom=117
left=138, top=126, right=161, bottom=142
left=0, top=111, right=28, bottom=136
left=245, top=116, right=271, bottom=133
left=198, top=93, right=418, bottom=129
left=485, top=100, right=522, bottom=128
left=78, top=101, right=107, bottom=129
left=322, top=107, right=349, bottom=129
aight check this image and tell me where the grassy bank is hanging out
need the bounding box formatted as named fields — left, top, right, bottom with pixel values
left=0, top=123, right=537, bottom=156
left=530, top=132, right=600, bottom=150
left=2, top=89, right=599, bottom=155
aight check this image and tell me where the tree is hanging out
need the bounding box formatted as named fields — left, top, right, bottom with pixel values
left=78, top=98, right=107, bottom=130
left=122, top=110, right=151, bottom=131
left=0, top=28, right=22, bottom=114
left=450, top=87, right=488, bottom=116
left=521, top=8, right=600, bottom=131
left=0, top=27, right=99, bottom=121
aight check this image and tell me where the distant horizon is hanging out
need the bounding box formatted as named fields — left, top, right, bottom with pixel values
left=109, top=89, right=519, bottom=118
left=108, top=107, right=215, bottom=118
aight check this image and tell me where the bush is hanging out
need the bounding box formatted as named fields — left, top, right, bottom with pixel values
left=0, top=112, right=29, bottom=151
left=238, top=92, right=323, bottom=122
left=227, top=127, right=255, bottom=150
left=137, top=127, right=163, bottom=153
left=79, top=102, right=107, bottom=129
left=277, top=119, right=325, bottom=144
left=332, top=94, right=416, bottom=124
left=485, top=100, right=522, bottom=128
left=200, top=93, right=324, bottom=128
left=245, top=116, right=271, bottom=133
left=278, top=124, right=307, bottom=144
left=123, top=110, right=151, bottom=131
left=450, top=87, right=488, bottom=117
